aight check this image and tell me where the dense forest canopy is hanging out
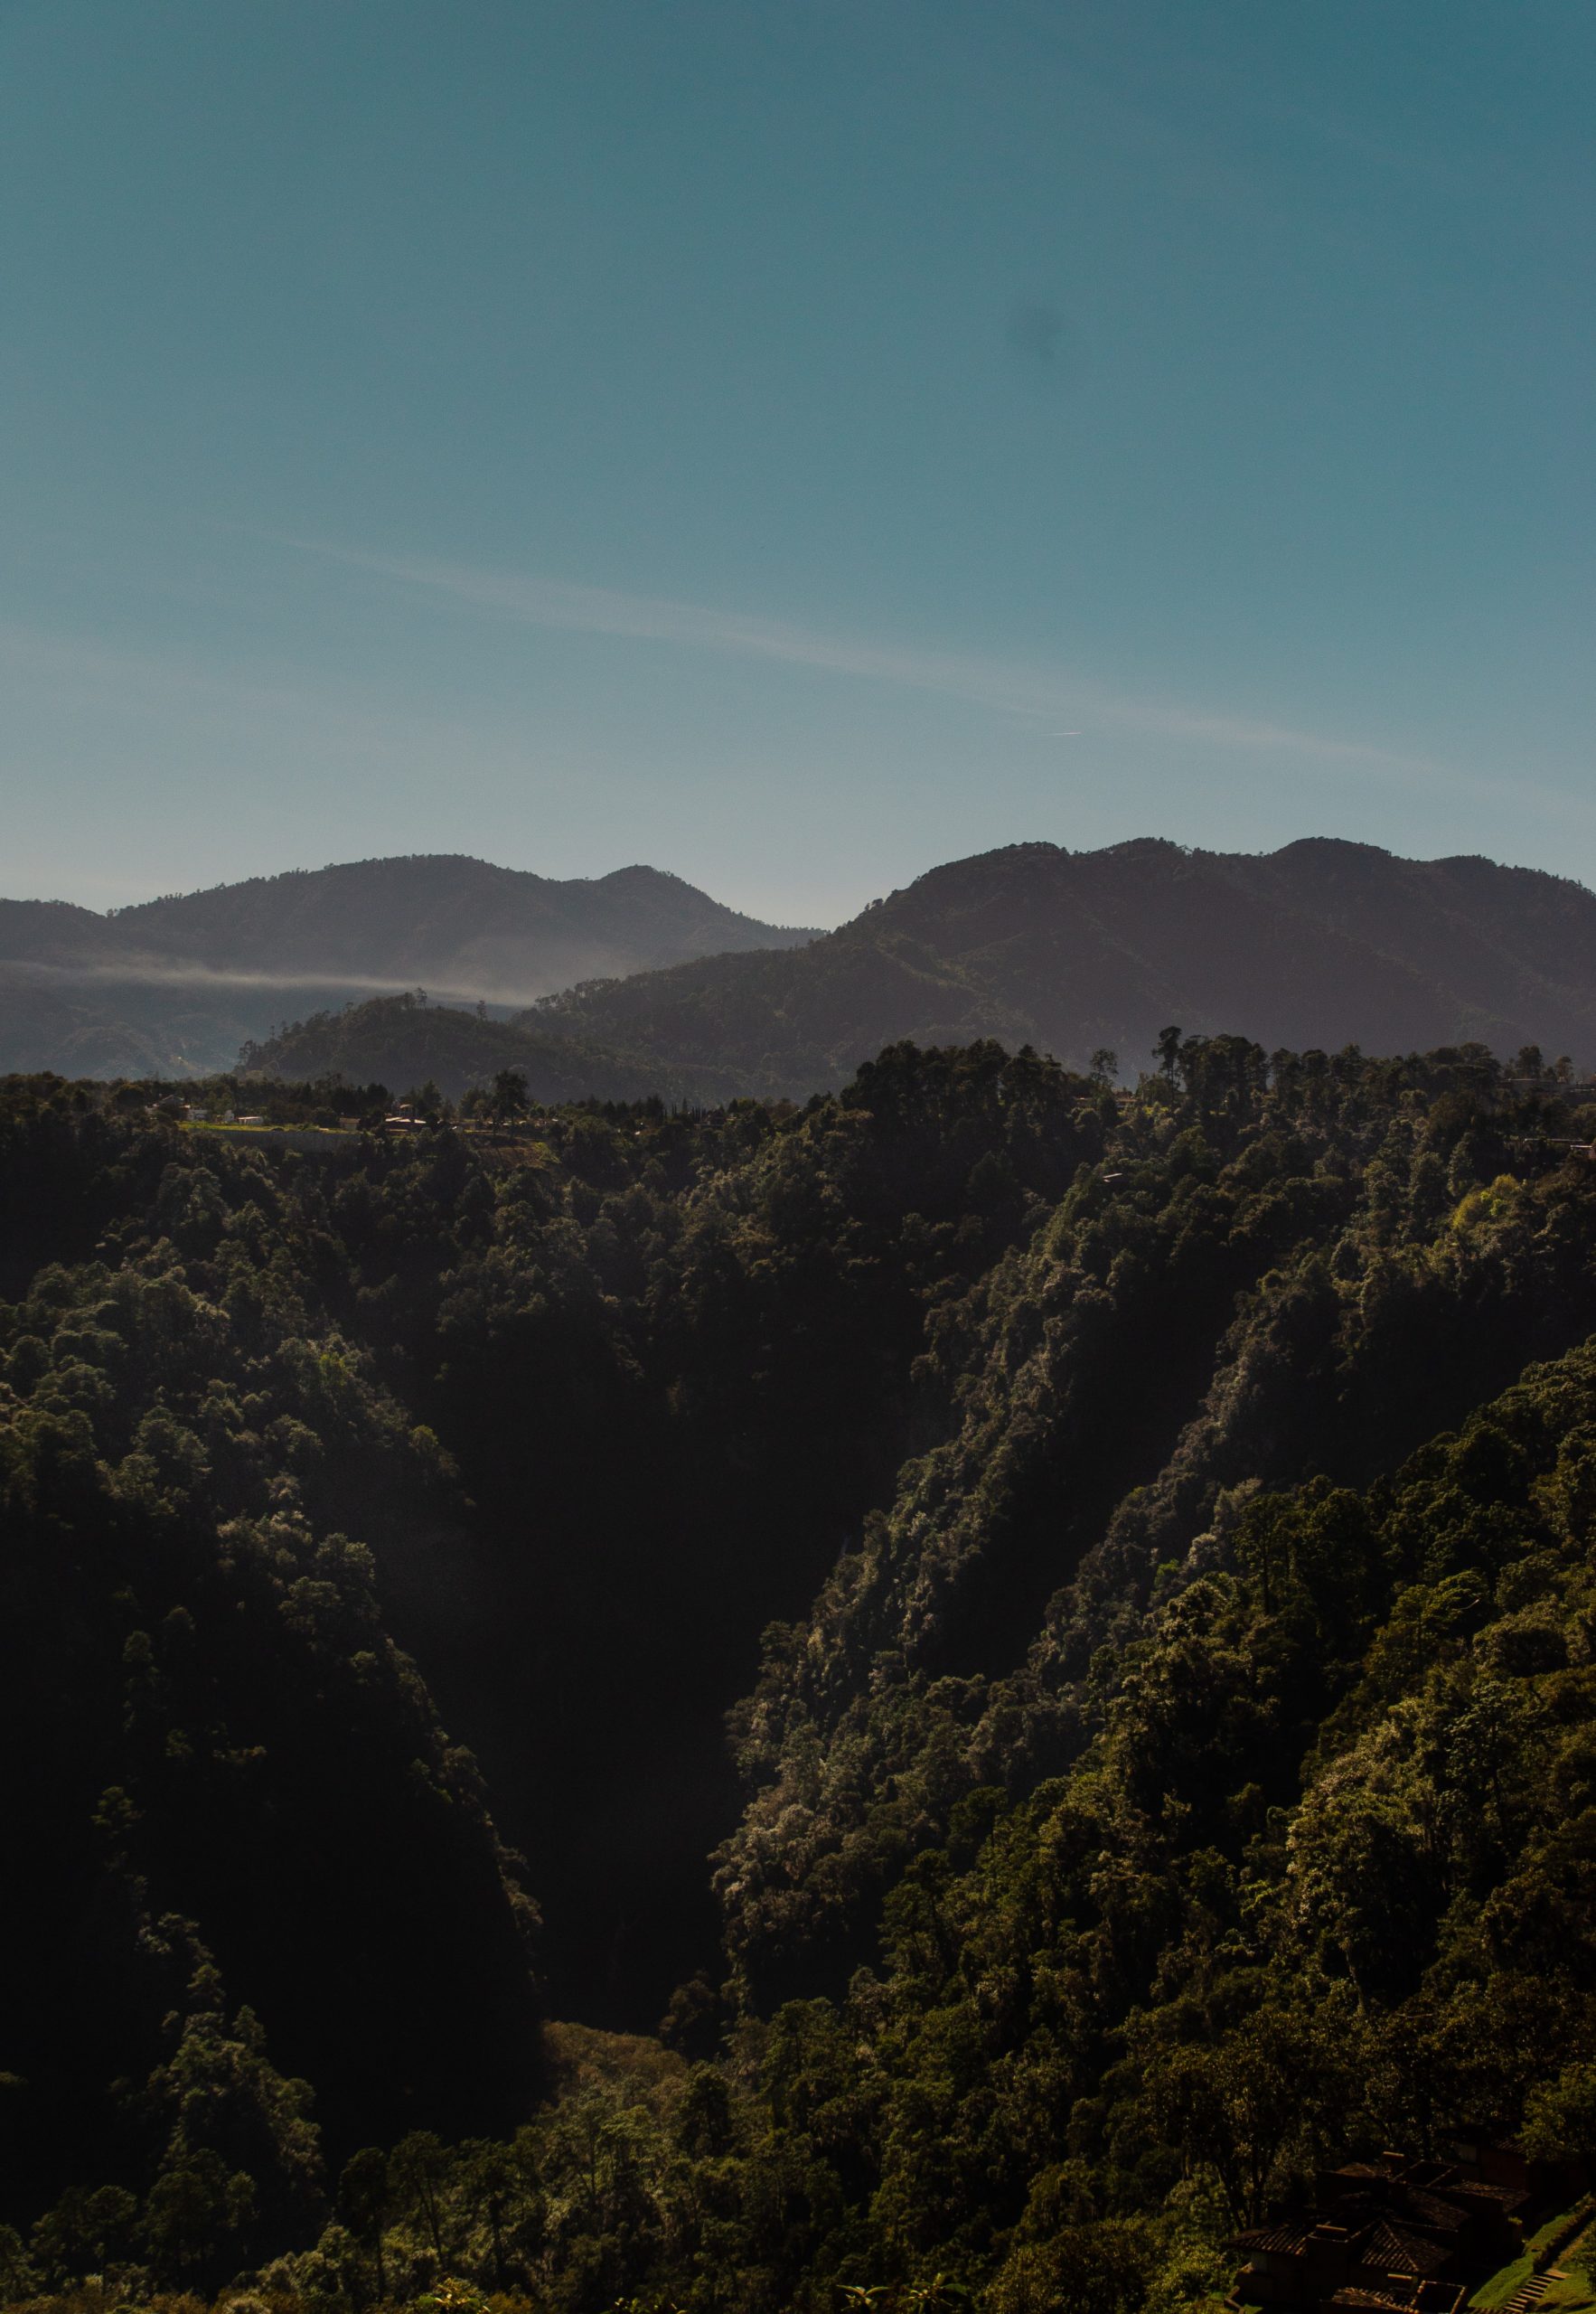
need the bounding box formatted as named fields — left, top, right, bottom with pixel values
left=6, top=1029, right=1596, bottom=2313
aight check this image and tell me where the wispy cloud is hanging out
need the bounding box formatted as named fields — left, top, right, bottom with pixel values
left=285, top=537, right=1436, bottom=778
left=0, top=616, right=540, bottom=770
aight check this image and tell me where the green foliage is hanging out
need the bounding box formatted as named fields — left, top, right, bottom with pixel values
left=7, top=1039, right=1596, bottom=2311
left=241, top=994, right=740, bottom=1107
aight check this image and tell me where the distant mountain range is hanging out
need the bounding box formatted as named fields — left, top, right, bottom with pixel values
left=524, top=837, right=1596, bottom=1090
left=9, top=837, right=1596, bottom=1094
left=239, top=837, right=1596, bottom=1101
left=0, top=855, right=818, bottom=1078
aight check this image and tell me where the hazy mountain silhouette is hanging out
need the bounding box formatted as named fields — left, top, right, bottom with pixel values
left=20, top=837, right=1594, bottom=1096
left=235, top=837, right=1596, bottom=1104
left=523, top=838, right=1596, bottom=1091
left=0, top=855, right=818, bottom=1077
left=244, top=990, right=747, bottom=1106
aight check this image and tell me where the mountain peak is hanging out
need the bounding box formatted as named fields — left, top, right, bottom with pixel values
left=526, top=836, right=1596, bottom=1097
left=0, top=852, right=821, bottom=1078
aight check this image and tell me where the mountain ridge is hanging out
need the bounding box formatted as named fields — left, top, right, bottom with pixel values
left=0, top=851, right=821, bottom=1078
left=14, top=834, right=1596, bottom=1096
left=524, top=835, right=1596, bottom=1091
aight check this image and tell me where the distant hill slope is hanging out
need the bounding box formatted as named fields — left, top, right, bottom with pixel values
left=242, top=992, right=747, bottom=1105
left=0, top=855, right=818, bottom=1077
left=526, top=838, right=1596, bottom=1092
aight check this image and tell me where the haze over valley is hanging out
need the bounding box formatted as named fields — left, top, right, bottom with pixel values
left=0, top=855, right=817, bottom=1079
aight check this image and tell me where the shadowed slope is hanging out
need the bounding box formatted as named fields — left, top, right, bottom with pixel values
left=530, top=839, right=1596, bottom=1092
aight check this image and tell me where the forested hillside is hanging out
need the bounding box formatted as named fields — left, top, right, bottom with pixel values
left=530, top=838, right=1596, bottom=1091
left=239, top=990, right=746, bottom=1106
left=6, top=1032, right=1596, bottom=2314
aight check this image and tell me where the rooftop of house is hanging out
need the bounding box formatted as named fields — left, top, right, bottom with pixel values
left=1226, top=2140, right=1538, bottom=2307
left=1363, top=2222, right=1455, bottom=2278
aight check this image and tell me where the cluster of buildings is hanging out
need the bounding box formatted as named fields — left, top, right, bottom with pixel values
left=1226, top=2137, right=1583, bottom=2314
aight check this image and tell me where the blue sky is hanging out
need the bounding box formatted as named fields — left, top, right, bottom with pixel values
left=2, top=0, right=1591, bottom=925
